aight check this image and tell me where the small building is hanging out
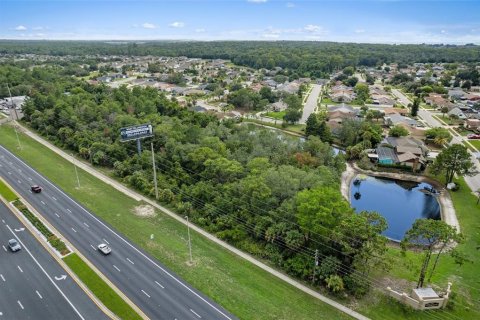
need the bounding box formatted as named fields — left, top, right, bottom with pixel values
left=465, top=119, right=480, bottom=130
left=447, top=107, right=466, bottom=119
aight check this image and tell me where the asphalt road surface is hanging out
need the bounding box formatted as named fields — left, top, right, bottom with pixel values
left=300, top=84, right=322, bottom=124
left=0, top=145, right=236, bottom=320
left=0, top=201, right=108, bottom=320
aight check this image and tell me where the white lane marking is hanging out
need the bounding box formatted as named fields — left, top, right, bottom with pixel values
left=83, top=222, right=89, bottom=228
left=0, top=274, right=5, bottom=282
left=2, top=245, right=6, bottom=252
left=28, top=177, right=32, bottom=181
left=52, top=196, right=57, bottom=201
left=55, top=213, right=60, bottom=218
left=54, top=275, right=67, bottom=281
left=126, top=258, right=134, bottom=265
left=71, top=227, right=77, bottom=233
left=141, top=290, right=150, bottom=298
left=36, top=290, right=43, bottom=299
left=7, top=171, right=11, bottom=175
left=4, top=225, right=85, bottom=319
left=102, top=239, right=109, bottom=245
left=17, top=266, right=23, bottom=273
left=90, top=245, right=97, bottom=251
left=113, top=265, right=121, bottom=272
left=29, top=190, right=33, bottom=193
left=1, top=219, right=4, bottom=223
left=155, top=281, right=164, bottom=289
left=17, top=300, right=24, bottom=310
left=190, top=309, right=202, bottom=318
left=17, top=180, right=21, bottom=184
left=66, top=209, right=72, bottom=213
left=40, top=200, right=46, bottom=205
left=0, top=146, right=233, bottom=320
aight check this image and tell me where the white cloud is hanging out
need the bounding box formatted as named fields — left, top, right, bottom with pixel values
left=195, top=28, right=206, bottom=33
left=169, top=21, right=185, bottom=28
left=441, top=30, right=447, bottom=34
left=15, top=25, right=27, bottom=31
left=304, top=24, right=323, bottom=33
left=142, top=23, right=157, bottom=29
left=286, top=2, right=295, bottom=8
left=354, top=29, right=365, bottom=34
left=247, top=0, right=268, bottom=3
left=32, top=26, right=44, bottom=31
left=263, top=33, right=280, bottom=39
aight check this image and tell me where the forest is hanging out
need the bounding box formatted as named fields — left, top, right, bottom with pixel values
left=1, top=40, right=480, bottom=78
left=1, top=62, right=389, bottom=296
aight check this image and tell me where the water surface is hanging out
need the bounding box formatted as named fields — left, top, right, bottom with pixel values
left=350, top=175, right=441, bottom=241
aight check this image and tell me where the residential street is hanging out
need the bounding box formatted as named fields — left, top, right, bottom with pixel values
left=392, top=89, right=480, bottom=192
left=300, top=84, right=322, bottom=124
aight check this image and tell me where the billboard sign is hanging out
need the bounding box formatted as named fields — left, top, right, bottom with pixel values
left=120, top=124, right=153, bottom=142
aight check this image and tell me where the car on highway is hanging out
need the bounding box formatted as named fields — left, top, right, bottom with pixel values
left=98, top=243, right=111, bottom=255
left=8, top=239, right=21, bottom=252
left=31, top=185, right=42, bottom=193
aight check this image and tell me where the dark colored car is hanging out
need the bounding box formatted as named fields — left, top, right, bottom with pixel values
left=31, top=185, right=42, bottom=193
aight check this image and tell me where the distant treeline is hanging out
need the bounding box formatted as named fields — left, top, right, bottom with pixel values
left=1, top=40, right=479, bottom=78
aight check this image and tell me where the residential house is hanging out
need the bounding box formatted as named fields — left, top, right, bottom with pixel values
left=465, top=119, right=480, bottom=130
left=371, top=137, right=428, bottom=171
left=448, top=89, right=467, bottom=101
left=271, top=101, right=288, bottom=112
left=384, top=113, right=418, bottom=127
left=447, top=107, right=467, bottom=119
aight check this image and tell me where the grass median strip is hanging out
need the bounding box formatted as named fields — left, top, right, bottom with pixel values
left=0, top=178, right=18, bottom=201
left=64, top=253, right=142, bottom=320
left=0, top=122, right=351, bottom=319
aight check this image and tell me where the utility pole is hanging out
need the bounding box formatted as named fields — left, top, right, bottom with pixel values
left=6, top=83, right=19, bottom=121
left=13, top=124, right=22, bottom=150
left=185, top=216, right=193, bottom=264
left=312, top=249, right=319, bottom=285
left=151, top=142, right=158, bottom=200
left=6, top=83, right=22, bottom=149
left=71, top=153, right=81, bottom=189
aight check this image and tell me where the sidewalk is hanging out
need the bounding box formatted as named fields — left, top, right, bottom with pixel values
left=15, top=123, right=369, bottom=320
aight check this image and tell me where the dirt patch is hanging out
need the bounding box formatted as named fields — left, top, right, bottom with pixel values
left=132, top=204, right=156, bottom=218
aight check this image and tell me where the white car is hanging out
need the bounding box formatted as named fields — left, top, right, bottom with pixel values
left=97, top=243, right=111, bottom=255
left=8, top=239, right=21, bottom=252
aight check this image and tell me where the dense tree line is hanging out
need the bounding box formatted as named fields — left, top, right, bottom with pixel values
left=1, top=40, right=480, bottom=78
left=4, top=62, right=389, bottom=296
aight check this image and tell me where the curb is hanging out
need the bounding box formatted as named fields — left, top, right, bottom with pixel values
left=0, top=177, right=147, bottom=320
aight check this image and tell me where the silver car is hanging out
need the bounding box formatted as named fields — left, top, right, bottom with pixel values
left=8, top=239, right=21, bottom=252
left=97, top=243, right=111, bottom=255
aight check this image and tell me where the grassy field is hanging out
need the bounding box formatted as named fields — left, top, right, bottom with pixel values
left=0, top=124, right=351, bottom=320
left=0, top=178, right=18, bottom=201
left=466, top=139, right=480, bottom=150
left=264, top=111, right=286, bottom=120
left=244, top=119, right=305, bottom=135
left=64, top=253, right=142, bottom=320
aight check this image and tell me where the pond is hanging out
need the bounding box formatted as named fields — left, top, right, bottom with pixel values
left=350, top=175, right=441, bottom=242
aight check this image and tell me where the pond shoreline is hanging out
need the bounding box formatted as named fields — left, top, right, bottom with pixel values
left=341, top=162, right=460, bottom=233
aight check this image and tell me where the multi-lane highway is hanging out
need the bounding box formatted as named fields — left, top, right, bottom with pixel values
left=0, top=145, right=236, bottom=320
left=0, top=201, right=109, bottom=320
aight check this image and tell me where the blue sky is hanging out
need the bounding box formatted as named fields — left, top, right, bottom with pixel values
left=1, top=0, right=480, bottom=44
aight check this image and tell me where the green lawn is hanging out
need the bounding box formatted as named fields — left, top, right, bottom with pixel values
left=245, top=119, right=305, bottom=135
left=0, top=124, right=350, bottom=320
left=0, top=179, right=18, bottom=201
left=466, top=139, right=480, bottom=150
left=264, top=111, right=286, bottom=120
left=64, top=253, right=142, bottom=320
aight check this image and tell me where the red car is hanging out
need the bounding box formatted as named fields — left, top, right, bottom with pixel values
left=31, top=185, right=42, bottom=193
